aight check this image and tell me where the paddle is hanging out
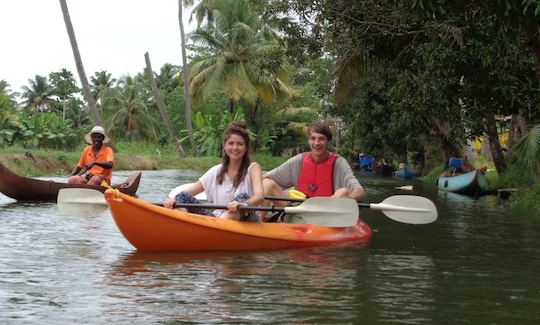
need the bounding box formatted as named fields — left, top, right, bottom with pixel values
left=265, top=195, right=437, bottom=225
left=173, top=196, right=359, bottom=227
left=170, top=183, right=437, bottom=224
left=57, top=188, right=107, bottom=215
left=169, top=183, right=207, bottom=201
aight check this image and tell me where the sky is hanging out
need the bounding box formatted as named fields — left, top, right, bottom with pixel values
left=0, top=0, right=194, bottom=93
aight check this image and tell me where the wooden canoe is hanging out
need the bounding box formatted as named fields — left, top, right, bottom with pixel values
left=437, top=169, right=488, bottom=195
left=0, top=162, right=141, bottom=202
left=105, top=189, right=372, bottom=251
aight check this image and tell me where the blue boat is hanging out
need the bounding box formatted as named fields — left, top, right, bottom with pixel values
left=437, top=169, right=488, bottom=196
left=394, top=168, right=417, bottom=180
left=358, top=155, right=375, bottom=170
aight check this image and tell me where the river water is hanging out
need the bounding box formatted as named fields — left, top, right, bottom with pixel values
left=1, top=169, right=539, bottom=324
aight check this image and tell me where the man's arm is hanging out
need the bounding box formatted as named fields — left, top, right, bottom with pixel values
left=333, top=157, right=365, bottom=201
left=263, top=154, right=302, bottom=189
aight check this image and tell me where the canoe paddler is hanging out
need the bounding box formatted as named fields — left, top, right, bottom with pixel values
left=263, top=121, right=365, bottom=207
left=68, top=125, right=114, bottom=186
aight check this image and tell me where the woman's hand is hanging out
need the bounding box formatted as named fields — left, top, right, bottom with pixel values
left=84, top=161, right=95, bottom=169
left=227, top=200, right=246, bottom=213
left=163, top=197, right=176, bottom=209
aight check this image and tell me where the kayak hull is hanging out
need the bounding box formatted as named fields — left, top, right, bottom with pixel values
left=105, top=190, right=372, bottom=251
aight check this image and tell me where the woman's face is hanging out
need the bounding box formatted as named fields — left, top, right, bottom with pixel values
left=224, top=133, right=246, bottom=160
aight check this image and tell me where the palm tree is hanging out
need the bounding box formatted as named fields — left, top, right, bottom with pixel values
left=20, top=75, right=54, bottom=112
left=189, top=0, right=291, bottom=128
left=179, top=0, right=198, bottom=155
left=90, top=70, right=117, bottom=102
left=101, top=75, right=158, bottom=140
left=0, top=80, right=19, bottom=100
left=145, top=52, right=186, bottom=157
left=49, top=68, right=79, bottom=119
left=59, top=0, right=103, bottom=127
left=509, top=123, right=540, bottom=173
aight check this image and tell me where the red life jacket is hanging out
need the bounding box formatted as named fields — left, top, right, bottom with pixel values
left=297, top=152, right=336, bottom=197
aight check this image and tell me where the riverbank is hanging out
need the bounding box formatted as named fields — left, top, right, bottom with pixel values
left=0, top=144, right=287, bottom=177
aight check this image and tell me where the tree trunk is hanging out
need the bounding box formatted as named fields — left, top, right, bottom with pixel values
left=429, top=117, right=461, bottom=164
left=178, top=1, right=199, bottom=156
left=485, top=114, right=506, bottom=174
left=59, top=0, right=102, bottom=127
left=59, top=0, right=118, bottom=152
left=523, top=25, right=540, bottom=88
left=509, top=112, right=528, bottom=147
left=421, top=137, right=435, bottom=172
left=145, top=52, right=186, bottom=157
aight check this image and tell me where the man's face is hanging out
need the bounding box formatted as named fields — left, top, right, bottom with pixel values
left=91, top=133, right=104, bottom=146
left=308, top=131, right=329, bottom=156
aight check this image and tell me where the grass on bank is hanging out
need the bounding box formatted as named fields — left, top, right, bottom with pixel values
left=0, top=141, right=288, bottom=177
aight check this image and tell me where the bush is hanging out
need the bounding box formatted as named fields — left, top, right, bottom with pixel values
left=508, top=181, right=540, bottom=216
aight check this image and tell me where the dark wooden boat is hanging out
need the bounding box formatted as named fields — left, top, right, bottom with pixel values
left=0, top=162, right=141, bottom=202
left=373, top=163, right=395, bottom=177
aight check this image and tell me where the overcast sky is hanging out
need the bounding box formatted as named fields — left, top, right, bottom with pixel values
left=0, top=0, right=194, bottom=93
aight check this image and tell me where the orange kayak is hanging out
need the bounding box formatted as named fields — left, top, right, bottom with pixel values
left=105, top=189, right=372, bottom=251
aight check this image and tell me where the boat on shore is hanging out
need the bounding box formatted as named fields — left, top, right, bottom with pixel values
left=437, top=168, right=488, bottom=196
left=105, top=189, right=372, bottom=251
left=0, top=162, right=141, bottom=202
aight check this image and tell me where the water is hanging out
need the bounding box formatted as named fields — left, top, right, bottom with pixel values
left=1, top=170, right=539, bottom=324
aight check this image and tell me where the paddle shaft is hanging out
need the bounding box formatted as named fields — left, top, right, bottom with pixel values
left=265, top=194, right=437, bottom=224
left=266, top=195, right=427, bottom=210
left=173, top=202, right=286, bottom=213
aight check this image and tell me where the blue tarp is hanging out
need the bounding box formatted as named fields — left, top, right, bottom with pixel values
left=359, top=156, right=375, bottom=169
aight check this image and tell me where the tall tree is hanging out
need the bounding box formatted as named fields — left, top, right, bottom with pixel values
left=179, top=0, right=198, bottom=155
left=100, top=75, right=158, bottom=140
left=49, top=68, right=79, bottom=119
left=58, top=0, right=104, bottom=128
left=21, top=75, right=54, bottom=112
left=145, top=52, right=186, bottom=157
left=90, top=70, right=116, bottom=102
left=189, top=0, right=291, bottom=133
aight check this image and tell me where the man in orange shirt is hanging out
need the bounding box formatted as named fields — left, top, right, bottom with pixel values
left=68, top=126, right=114, bottom=186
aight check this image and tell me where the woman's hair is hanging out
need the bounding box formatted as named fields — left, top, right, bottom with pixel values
left=307, top=122, right=332, bottom=141
left=217, top=121, right=251, bottom=187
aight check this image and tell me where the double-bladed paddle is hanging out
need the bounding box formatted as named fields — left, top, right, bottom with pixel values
left=265, top=195, right=437, bottom=224
left=172, top=197, right=359, bottom=227
left=57, top=188, right=107, bottom=215
left=56, top=187, right=359, bottom=227
left=170, top=183, right=437, bottom=224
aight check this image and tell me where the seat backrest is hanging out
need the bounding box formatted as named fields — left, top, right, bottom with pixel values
left=448, top=157, right=464, bottom=170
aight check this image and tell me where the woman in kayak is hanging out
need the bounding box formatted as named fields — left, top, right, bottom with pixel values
left=163, top=121, right=264, bottom=221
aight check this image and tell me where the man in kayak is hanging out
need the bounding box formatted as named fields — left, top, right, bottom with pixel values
left=263, top=122, right=365, bottom=206
left=68, top=125, right=114, bottom=186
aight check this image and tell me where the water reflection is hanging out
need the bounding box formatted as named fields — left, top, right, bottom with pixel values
left=101, top=246, right=371, bottom=323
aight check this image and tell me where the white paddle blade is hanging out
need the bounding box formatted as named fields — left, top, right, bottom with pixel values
left=168, top=183, right=207, bottom=201
left=371, top=195, right=437, bottom=224
left=57, top=188, right=107, bottom=216
left=395, top=185, right=413, bottom=191
left=283, top=197, right=359, bottom=227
